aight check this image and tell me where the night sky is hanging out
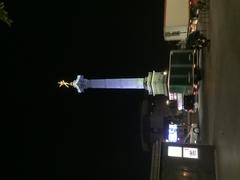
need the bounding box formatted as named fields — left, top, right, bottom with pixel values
left=4, top=0, right=173, bottom=179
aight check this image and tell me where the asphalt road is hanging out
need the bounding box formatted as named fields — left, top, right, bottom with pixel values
left=199, top=0, right=240, bottom=179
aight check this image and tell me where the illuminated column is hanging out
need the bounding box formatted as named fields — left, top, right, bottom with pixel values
left=72, top=75, right=144, bottom=93
left=61, top=71, right=168, bottom=96
left=88, top=78, right=144, bottom=89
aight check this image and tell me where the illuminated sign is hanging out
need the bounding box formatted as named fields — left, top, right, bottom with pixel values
left=168, top=146, right=182, bottom=157
left=168, top=124, right=178, bottom=142
left=183, top=147, right=199, bottom=159
left=168, top=146, right=199, bottom=159
left=169, top=93, right=183, bottom=110
left=177, top=93, right=183, bottom=110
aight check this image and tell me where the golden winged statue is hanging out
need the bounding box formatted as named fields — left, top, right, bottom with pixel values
left=58, top=80, right=73, bottom=88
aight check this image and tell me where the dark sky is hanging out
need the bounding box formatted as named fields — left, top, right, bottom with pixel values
left=4, top=0, right=172, bottom=179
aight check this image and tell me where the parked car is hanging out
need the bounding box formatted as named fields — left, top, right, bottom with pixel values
left=190, top=123, right=200, bottom=143
left=186, top=31, right=210, bottom=49
left=190, top=6, right=200, bottom=20
left=184, top=123, right=200, bottom=144
left=190, top=0, right=207, bottom=9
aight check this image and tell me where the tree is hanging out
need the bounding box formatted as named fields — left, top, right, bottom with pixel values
left=0, top=2, right=13, bottom=27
